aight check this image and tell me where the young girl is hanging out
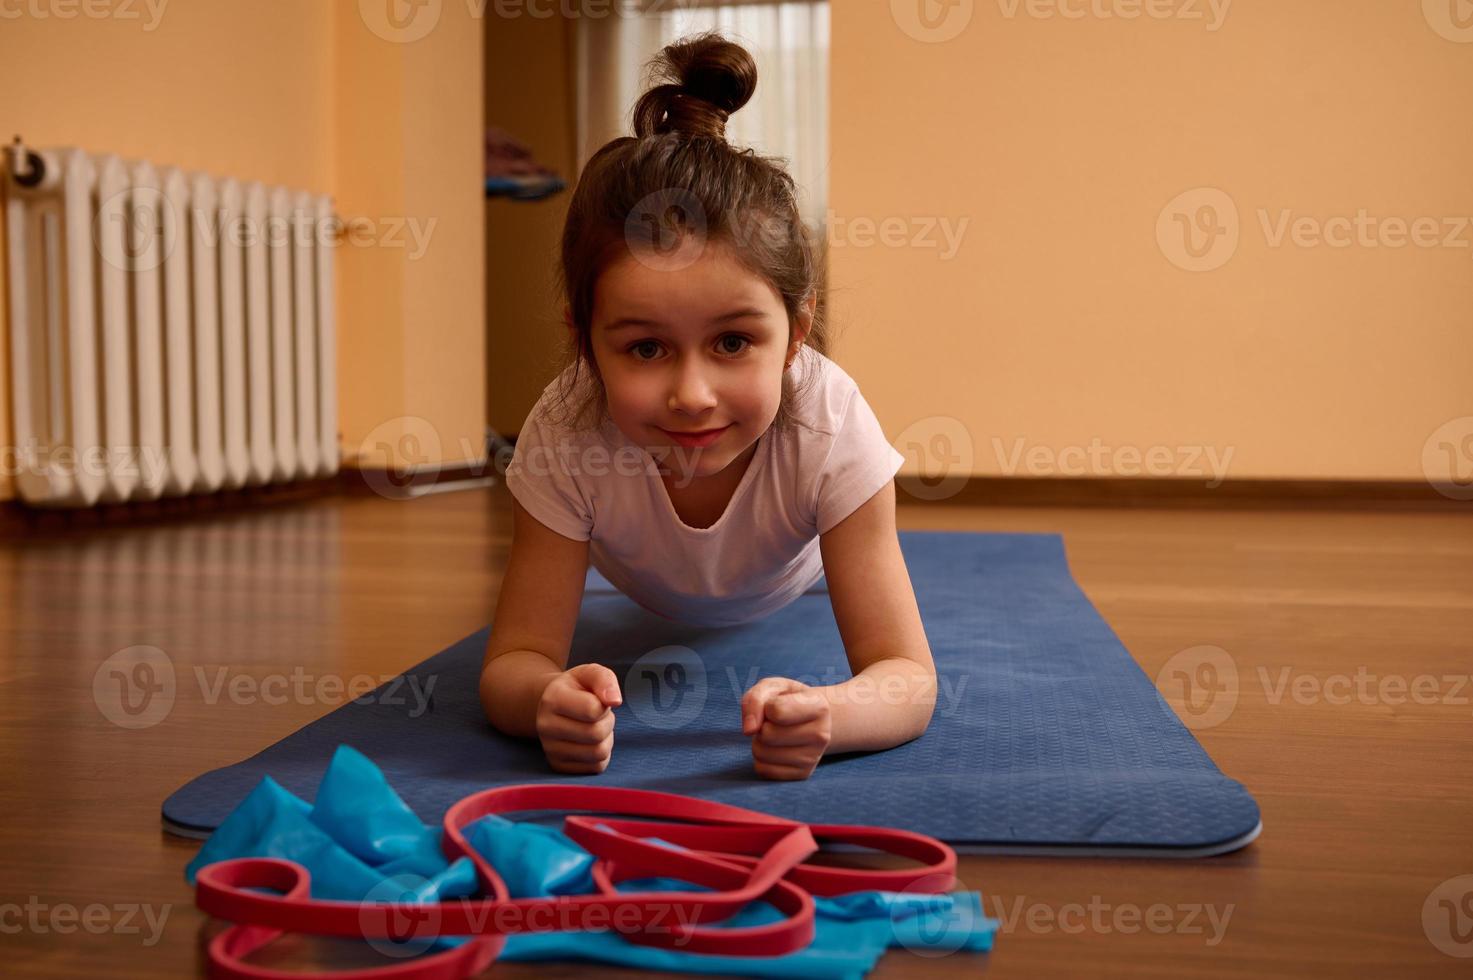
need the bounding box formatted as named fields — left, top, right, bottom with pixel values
left=481, top=31, right=936, bottom=781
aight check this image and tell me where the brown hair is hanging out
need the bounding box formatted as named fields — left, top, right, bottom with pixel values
left=544, top=29, right=830, bottom=434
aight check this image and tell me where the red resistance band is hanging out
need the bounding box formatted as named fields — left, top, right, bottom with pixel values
left=193, top=783, right=959, bottom=980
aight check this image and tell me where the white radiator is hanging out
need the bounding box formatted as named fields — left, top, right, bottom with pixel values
left=4, top=144, right=339, bottom=507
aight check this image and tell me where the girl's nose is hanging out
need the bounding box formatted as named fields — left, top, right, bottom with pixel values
left=668, top=366, right=718, bottom=415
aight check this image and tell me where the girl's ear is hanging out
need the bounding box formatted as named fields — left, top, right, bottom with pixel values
left=792, top=294, right=816, bottom=348
left=563, top=306, right=575, bottom=330
left=787, top=299, right=814, bottom=370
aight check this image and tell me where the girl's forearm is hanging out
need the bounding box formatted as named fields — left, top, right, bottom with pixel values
left=480, top=649, right=563, bottom=739
left=820, top=657, right=938, bottom=755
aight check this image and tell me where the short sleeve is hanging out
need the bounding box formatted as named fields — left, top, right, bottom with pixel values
left=810, top=388, right=906, bottom=535
left=503, top=405, right=594, bottom=542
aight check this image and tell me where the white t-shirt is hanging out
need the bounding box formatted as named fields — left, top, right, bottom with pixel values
left=503, top=345, right=905, bottom=627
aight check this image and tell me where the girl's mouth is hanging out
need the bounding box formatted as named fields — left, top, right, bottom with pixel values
left=661, top=424, right=731, bottom=449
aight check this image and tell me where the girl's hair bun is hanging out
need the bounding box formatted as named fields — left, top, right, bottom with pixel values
left=632, top=30, right=757, bottom=141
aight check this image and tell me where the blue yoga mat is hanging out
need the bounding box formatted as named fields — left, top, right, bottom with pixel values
left=163, top=531, right=1261, bottom=857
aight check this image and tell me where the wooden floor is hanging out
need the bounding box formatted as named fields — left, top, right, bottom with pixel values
left=1, top=484, right=1470, bottom=978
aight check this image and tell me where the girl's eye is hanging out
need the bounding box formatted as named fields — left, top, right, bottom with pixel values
left=627, top=335, right=752, bottom=360
left=718, top=334, right=752, bottom=355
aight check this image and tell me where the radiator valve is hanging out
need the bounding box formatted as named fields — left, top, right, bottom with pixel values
left=6, top=135, right=46, bottom=189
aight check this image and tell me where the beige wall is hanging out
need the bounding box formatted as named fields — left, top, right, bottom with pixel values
left=484, top=14, right=577, bottom=441
left=11, top=2, right=1461, bottom=500
left=830, top=1, right=1472, bottom=481
left=335, top=0, right=486, bottom=476
left=0, top=0, right=485, bottom=502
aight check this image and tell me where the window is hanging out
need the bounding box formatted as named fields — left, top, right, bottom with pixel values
left=574, top=1, right=830, bottom=234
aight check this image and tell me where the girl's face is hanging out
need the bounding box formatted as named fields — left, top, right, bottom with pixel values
left=584, top=238, right=810, bottom=482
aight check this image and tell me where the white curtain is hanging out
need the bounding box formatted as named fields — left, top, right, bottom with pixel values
left=574, top=1, right=830, bottom=234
